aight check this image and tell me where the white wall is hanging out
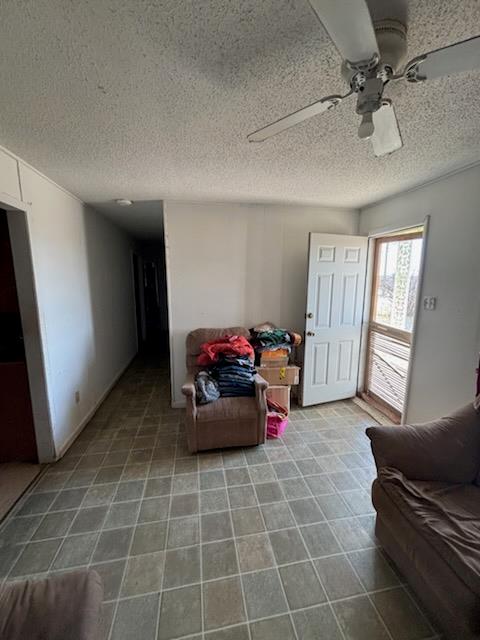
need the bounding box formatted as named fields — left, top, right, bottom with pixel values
left=359, top=165, right=480, bottom=423
left=0, top=145, right=138, bottom=460
left=164, top=201, right=358, bottom=406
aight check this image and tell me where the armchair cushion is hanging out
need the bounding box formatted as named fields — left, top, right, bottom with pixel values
left=366, top=403, right=480, bottom=484
left=186, top=327, right=250, bottom=373
left=196, top=396, right=257, bottom=423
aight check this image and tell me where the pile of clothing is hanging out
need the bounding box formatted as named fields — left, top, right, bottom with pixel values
left=249, top=322, right=302, bottom=364
left=195, top=335, right=256, bottom=404
left=197, top=335, right=254, bottom=366
left=211, top=355, right=256, bottom=397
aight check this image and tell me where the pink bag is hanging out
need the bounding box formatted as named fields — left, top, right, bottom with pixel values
left=476, top=354, right=480, bottom=396
left=267, top=399, right=289, bottom=439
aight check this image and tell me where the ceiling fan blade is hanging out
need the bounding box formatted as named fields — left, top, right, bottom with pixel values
left=371, top=100, right=402, bottom=157
left=404, top=35, right=480, bottom=82
left=247, top=94, right=345, bottom=142
left=308, top=0, right=378, bottom=65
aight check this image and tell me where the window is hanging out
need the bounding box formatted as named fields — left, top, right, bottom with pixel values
left=364, top=230, right=423, bottom=421
left=373, top=236, right=423, bottom=332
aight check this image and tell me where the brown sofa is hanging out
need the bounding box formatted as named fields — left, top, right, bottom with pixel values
left=182, top=327, right=268, bottom=453
left=0, top=569, right=103, bottom=640
left=367, top=403, right=480, bottom=640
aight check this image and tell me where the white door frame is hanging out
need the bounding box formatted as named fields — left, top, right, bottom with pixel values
left=0, top=191, right=55, bottom=462
left=358, top=215, right=430, bottom=423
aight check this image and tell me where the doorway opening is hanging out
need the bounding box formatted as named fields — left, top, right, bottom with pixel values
left=0, top=209, right=37, bottom=462
left=132, top=253, right=144, bottom=350
left=0, top=208, right=42, bottom=518
left=132, top=239, right=170, bottom=358
left=362, top=227, right=424, bottom=422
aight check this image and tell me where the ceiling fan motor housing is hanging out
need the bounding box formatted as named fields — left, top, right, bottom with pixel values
left=342, top=19, right=407, bottom=90
left=374, top=19, right=408, bottom=73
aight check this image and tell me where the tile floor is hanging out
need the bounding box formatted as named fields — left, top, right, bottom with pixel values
left=0, top=358, right=442, bottom=640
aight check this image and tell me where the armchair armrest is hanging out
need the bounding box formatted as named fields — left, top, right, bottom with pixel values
left=254, top=373, right=268, bottom=445
left=366, top=403, right=480, bottom=484
left=182, top=372, right=196, bottom=399
left=254, top=373, right=268, bottom=411
left=182, top=372, right=198, bottom=452
left=182, top=372, right=197, bottom=418
left=254, top=373, right=268, bottom=392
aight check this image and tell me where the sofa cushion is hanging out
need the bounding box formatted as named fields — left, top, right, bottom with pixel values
left=373, top=481, right=480, bottom=638
left=0, top=569, right=103, bottom=640
left=378, top=467, right=480, bottom=597
left=196, top=396, right=257, bottom=423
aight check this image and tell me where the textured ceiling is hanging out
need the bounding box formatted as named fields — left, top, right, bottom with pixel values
left=93, top=200, right=164, bottom=238
left=1, top=0, right=480, bottom=210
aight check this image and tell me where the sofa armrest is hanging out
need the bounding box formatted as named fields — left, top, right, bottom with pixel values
left=0, top=569, right=103, bottom=640
left=366, top=403, right=480, bottom=484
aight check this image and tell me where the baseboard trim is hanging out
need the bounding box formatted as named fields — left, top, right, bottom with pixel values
left=172, top=399, right=185, bottom=409
left=55, top=354, right=136, bottom=460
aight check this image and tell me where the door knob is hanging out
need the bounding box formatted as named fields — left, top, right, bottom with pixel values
left=306, top=331, right=315, bottom=337
left=306, top=312, right=313, bottom=318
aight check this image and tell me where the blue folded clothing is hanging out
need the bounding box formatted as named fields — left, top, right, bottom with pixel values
left=207, top=353, right=256, bottom=398
left=219, top=386, right=255, bottom=397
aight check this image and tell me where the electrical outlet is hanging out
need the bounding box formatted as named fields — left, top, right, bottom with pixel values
left=75, top=390, right=80, bottom=404
left=423, top=296, right=437, bottom=311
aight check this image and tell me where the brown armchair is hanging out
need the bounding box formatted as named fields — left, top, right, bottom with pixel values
left=182, top=327, right=268, bottom=453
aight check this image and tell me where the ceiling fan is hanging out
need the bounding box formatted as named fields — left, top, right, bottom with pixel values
left=247, top=0, right=480, bottom=156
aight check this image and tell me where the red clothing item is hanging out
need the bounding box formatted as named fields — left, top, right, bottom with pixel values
left=197, top=335, right=254, bottom=366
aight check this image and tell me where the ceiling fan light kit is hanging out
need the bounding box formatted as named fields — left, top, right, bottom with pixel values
left=247, top=1, right=480, bottom=157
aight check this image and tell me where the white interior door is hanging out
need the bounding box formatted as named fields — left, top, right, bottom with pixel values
left=302, top=233, right=368, bottom=406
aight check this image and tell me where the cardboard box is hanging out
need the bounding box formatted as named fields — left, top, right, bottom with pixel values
left=257, top=365, right=300, bottom=386
left=260, top=349, right=289, bottom=368
left=266, top=385, right=291, bottom=412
